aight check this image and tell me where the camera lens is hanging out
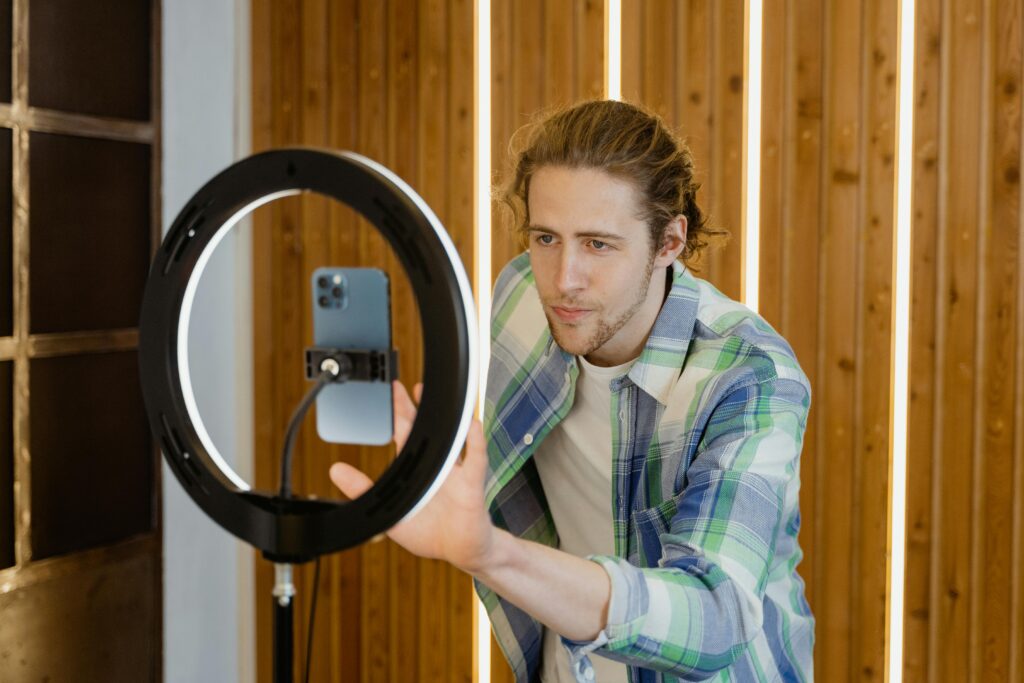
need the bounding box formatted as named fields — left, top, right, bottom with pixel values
left=318, top=295, right=329, bottom=307
left=317, top=276, right=329, bottom=288
left=332, top=286, right=342, bottom=298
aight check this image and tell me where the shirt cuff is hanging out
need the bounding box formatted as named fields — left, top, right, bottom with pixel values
left=554, top=554, right=639, bottom=682
left=591, top=554, right=632, bottom=626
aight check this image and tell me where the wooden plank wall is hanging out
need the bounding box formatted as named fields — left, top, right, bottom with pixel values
left=489, top=0, right=605, bottom=278
left=904, top=0, right=1024, bottom=681
left=758, top=1, right=899, bottom=680
left=251, top=1, right=474, bottom=681
left=626, top=0, right=899, bottom=679
left=251, top=1, right=1024, bottom=681
left=488, top=3, right=605, bottom=679
left=621, top=0, right=745, bottom=299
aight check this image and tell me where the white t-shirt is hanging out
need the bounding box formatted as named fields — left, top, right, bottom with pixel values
left=533, top=354, right=637, bottom=683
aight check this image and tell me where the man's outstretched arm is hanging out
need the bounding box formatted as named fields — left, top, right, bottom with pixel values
left=328, top=380, right=614, bottom=642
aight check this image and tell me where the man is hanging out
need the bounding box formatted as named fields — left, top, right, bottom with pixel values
left=330, top=100, right=814, bottom=682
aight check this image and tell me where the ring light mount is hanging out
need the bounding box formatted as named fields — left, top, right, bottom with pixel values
left=138, top=147, right=479, bottom=564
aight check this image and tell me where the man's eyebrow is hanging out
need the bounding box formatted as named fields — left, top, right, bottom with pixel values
left=527, top=225, right=625, bottom=240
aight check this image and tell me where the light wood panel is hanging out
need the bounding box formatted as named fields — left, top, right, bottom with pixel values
left=622, top=0, right=906, bottom=677
left=758, top=0, right=823, bottom=656
left=490, top=0, right=605, bottom=282
left=487, top=3, right=605, bottom=678
left=251, top=1, right=474, bottom=681
left=904, top=0, right=1024, bottom=681
left=249, top=2, right=1024, bottom=682
left=759, top=0, right=899, bottom=680
left=903, top=0, right=942, bottom=677
left=621, top=0, right=745, bottom=298
left=623, top=6, right=895, bottom=680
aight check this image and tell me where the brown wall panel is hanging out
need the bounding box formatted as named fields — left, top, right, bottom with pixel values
left=490, top=0, right=605, bottom=284
left=758, top=0, right=824, bottom=652
left=0, top=128, right=10, bottom=338
left=623, top=3, right=903, bottom=680
left=0, top=0, right=10, bottom=104
left=28, top=0, right=151, bottom=120
left=905, top=1, right=1024, bottom=681
left=705, top=0, right=745, bottom=301
left=857, top=1, right=898, bottom=677
left=249, top=2, right=1024, bottom=681
left=904, top=1, right=942, bottom=677
left=0, top=359, right=11, bottom=569
left=28, top=133, right=151, bottom=335
left=0, top=0, right=161, bottom=678
left=621, top=0, right=744, bottom=302
left=29, top=351, right=153, bottom=559
left=0, top=543, right=159, bottom=681
left=252, top=1, right=474, bottom=681
left=758, top=1, right=898, bottom=680
left=487, top=3, right=605, bottom=678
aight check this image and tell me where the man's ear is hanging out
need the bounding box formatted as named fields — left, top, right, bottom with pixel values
left=655, top=215, right=688, bottom=266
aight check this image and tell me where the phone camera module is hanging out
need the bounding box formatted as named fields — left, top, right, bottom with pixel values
left=316, top=271, right=348, bottom=309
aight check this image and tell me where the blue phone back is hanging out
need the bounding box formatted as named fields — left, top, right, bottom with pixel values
left=312, top=267, right=393, bottom=445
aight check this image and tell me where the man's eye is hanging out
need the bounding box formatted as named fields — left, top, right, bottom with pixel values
left=590, top=240, right=608, bottom=250
left=536, top=234, right=554, bottom=245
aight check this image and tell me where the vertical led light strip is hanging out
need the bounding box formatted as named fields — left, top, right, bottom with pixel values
left=474, top=0, right=492, bottom=681
left=605, top=0, right=621, bottom=100
left=741, top=0, right=763, bottom=312
left=888, top=0, right=915, bottom=680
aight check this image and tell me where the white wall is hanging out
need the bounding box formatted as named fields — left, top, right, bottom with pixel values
left=162, top=1, right=254, bottom=681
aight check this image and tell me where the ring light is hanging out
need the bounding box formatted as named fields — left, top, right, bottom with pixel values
left=139, top=148, right=478, bottom=562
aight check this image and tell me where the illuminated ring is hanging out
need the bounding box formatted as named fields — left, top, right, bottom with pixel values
left=139, top=148, right=477, bottom=560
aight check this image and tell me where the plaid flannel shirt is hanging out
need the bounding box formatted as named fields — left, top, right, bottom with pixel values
left=474, top=254, right=814, bottom=682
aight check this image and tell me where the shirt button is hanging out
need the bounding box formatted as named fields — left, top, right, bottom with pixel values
left=523, top=433, right=534, bottom=446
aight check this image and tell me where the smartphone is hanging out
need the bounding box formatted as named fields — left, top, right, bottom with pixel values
left=311, top=267, right=394, bottom=446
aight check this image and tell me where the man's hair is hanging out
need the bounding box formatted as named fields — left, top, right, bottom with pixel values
left=499, top=99, right=727, bottom=269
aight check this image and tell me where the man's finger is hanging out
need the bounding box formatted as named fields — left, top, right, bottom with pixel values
left=393, top=381, right=417, bottom=449
left=394, top=380, right=416, bottom=417
left=329, top=462, right=375, bottom=500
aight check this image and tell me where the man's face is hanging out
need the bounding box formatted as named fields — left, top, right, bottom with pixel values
left=527, top=166, right=674, bottom=366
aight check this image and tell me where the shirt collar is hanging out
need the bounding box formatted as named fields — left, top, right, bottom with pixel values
left=623, top=260, right=701, bottom=406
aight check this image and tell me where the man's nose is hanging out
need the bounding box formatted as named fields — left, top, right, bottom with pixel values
left=555, top=249, right=586, bottom=293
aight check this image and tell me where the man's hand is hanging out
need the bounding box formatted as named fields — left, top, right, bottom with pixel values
left=331, top=382, right=612, bottom=642
left=328, top=381, right=497, bottom=574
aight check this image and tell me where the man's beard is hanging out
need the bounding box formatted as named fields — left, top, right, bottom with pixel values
left=545, top=252, right=656, bottom=359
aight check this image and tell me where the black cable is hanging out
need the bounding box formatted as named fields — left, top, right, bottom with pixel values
left=278, top=365, right=337, bottom=681
left=279, top=368, right=337, bottom=498
left=304, top=556, right=322, bottom=683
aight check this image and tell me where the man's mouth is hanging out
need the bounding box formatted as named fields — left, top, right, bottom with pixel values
left=551, top=306, right=592, bottom=323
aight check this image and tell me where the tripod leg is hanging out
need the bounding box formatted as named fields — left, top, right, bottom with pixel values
left=273, top=563, right=296, bottom=683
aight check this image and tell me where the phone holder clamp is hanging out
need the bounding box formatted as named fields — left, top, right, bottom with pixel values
left=304, top=346, right=399, bottom=383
